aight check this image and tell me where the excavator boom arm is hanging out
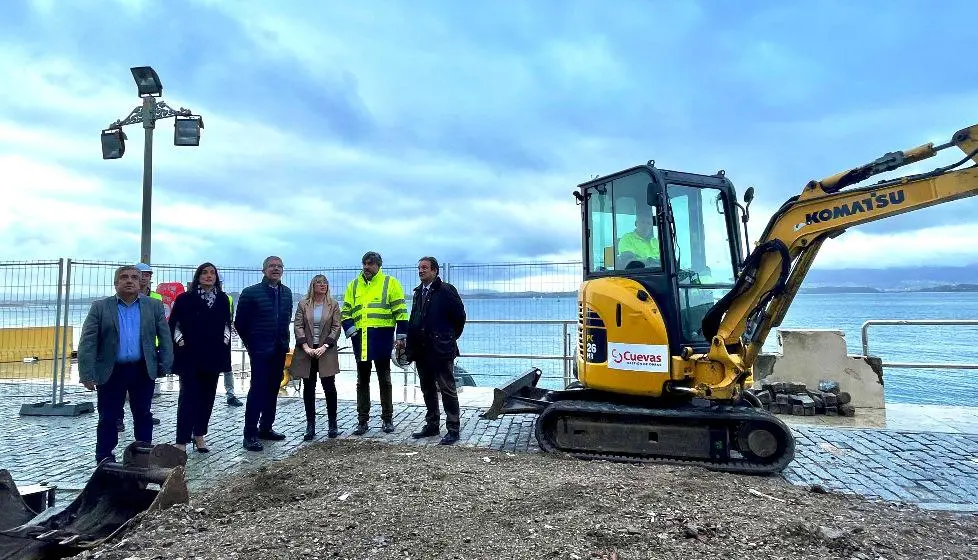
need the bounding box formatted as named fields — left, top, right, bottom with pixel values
left=704, top=124, right=978, bottom=368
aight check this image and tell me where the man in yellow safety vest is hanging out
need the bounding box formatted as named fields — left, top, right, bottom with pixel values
left=341, top=251, right=409, bottom=435
left=617, top=206, right=661, bottom=269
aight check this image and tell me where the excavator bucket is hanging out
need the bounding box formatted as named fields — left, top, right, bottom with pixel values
left=0, top=441, right=188, bottom=560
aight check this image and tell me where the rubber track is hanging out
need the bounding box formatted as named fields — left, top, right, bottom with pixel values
left=535, top=400, right=796, bottom=475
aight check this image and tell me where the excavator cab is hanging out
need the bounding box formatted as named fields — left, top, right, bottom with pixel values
left=579, top=164, right=747, bottom=355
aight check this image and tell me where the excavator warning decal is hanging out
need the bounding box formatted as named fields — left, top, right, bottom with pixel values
left=608, top=343, right=669, bottom=372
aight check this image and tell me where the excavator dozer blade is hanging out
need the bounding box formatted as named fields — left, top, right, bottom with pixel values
left=481, top=368, right=567, bottom=420
left=0, top=441, right=188, bottom=560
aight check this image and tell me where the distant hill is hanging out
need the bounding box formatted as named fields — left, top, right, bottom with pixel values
left=805, top=263, right=978, bottom=291
left=798, top=286, right=882, bottom=294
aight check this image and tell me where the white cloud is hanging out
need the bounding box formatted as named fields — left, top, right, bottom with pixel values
left=1, top=0, right=977, bottom=281
left=818, top=224, right=978, bottom=270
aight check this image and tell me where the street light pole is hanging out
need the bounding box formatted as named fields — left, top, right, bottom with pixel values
left=141, top=95, right=156, bottom=264
left=100, top=66, right=204, bottom=265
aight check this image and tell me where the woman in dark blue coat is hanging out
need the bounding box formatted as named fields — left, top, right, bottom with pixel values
left=169, top=262, right=232, bottom=453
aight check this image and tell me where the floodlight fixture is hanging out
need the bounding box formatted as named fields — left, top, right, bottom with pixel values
left=104, top=66, right=202, bottom=264
left=173, top=115, right=204, bottom=146
left=100, top=128, right=127, bottom=160
left=130, top=66, right=163, bottom=97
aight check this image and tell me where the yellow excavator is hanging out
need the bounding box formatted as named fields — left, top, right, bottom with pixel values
left=483, top=122, right=978, bottom=474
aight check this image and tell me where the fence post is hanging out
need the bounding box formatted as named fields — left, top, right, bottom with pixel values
left=58, top=258, right=73, bottom=405
left=48, top=258, right=64, bottom=407
left=562, top=322, right=569, bottom=387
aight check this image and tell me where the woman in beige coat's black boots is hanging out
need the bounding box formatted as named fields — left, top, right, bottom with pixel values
left=289, top=274, right=342, bottom=440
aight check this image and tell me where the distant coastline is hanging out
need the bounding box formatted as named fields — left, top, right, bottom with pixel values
left=7, top=285, right=978, bottom=307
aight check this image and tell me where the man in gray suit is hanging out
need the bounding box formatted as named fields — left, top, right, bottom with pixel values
left=78, top=265, right=174, bottom=464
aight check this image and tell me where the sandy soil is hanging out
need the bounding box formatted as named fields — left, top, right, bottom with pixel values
left=74, top=439, right=977, bottom=560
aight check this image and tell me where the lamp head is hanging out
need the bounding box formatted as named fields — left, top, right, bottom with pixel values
left=130, top=66, right=163, bottom=97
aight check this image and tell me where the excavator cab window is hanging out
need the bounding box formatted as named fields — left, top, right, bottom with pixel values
left=666, top=183, right=738, bottom=343
left=584, top=170, right=662, bottom=273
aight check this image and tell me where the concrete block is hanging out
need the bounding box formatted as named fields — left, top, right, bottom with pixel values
left=751, top=329, right=884, bottom=409
left=792, top=404, right=804, bottom=415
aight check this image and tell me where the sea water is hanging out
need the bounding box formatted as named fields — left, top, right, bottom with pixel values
left=456, top=292, right=978, bottom=407
left=2, top=292, right=976, bottom=406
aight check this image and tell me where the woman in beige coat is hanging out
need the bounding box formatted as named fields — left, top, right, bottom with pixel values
left=290, top=274, right=342, bottom=440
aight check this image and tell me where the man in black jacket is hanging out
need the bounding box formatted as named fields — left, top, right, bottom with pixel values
left=234, top=256, right=293, bottom=451
left=405, top=256, right=466, bottom=445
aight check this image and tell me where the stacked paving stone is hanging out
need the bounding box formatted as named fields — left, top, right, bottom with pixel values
left=748, top=379, right=856, bottom=417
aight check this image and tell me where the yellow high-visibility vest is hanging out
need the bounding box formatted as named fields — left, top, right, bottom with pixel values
left=341, top=270, right=408, bottom=360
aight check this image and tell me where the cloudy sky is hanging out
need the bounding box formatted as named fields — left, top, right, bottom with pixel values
left=2, top=0, right=977, bottom=273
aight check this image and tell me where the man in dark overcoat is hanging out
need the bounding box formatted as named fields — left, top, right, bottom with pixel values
left=404, top=256, right=466, bottom=445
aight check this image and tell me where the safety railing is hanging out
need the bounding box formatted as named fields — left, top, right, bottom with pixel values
left=459, top=319, right=577, bottom=387
left=861, top=319, right=978, bottom=370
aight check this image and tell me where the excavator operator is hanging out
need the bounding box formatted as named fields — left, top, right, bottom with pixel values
left=617, top=205, right=661, bottom=269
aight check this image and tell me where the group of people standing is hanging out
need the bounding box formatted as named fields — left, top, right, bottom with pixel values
left=77, top=251, right=467, bottom=465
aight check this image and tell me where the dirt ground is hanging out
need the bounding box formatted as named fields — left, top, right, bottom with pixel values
left=75, top=439, right=977, bottom=560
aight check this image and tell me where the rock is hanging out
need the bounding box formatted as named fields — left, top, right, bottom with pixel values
left=823, top=393, right=838, bottom=406
left=837, top=392, right=852, bottom=405
left=789, top=382, right=807, bottom=394
left=776, top=394, right=790, bottom=405
left=683, top=523, right=699, bottom=539
left=810, top=484, right=828, bottom=494
left=824, top=406, right=838, bottom=416
left=839, top=404, right=856, bottom=417
left=792, top=404, right=804, bottom=415
left=818, top=525, right=846, bottom=541
left=755, top=391, right=772, bottom=404
left=818, top=379, right=840, bottom=393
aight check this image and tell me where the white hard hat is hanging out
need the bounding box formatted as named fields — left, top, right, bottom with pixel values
left=392, top=345, right=412, bottom=369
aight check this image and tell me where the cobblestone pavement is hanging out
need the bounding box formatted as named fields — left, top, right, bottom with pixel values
left=1, top=386, right=976, bottom=513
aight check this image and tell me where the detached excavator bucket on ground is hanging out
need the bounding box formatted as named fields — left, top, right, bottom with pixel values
left=0, top=441, right=188, bottom=560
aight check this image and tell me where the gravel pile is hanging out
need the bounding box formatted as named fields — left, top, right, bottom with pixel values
left=75, top=439, right=977, bottom=559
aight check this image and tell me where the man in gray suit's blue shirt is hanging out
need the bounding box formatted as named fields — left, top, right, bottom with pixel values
left=78, top=265, right=173, bottom=464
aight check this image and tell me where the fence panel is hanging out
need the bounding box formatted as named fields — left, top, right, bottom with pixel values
left=0, top=260, right=66, bottom=400
left=35, top=258, right=587, bottom=398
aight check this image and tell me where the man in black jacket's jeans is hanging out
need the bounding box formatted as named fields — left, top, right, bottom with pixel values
left=234, top=256, right=294, bottom=451
left=404, top=256, right=466, bottom=445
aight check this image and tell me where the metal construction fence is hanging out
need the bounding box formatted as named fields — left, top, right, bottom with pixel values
left=0, top=258, right=584, bottom=407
